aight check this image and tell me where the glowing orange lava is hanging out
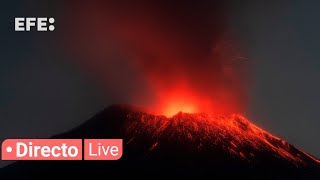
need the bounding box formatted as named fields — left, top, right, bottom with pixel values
left=162, top=102, right=197, bottom=117
left=152, top=86, right=203, bottom=117
left=157, top=88, right=200, bottom=117
left=150, top=84, right=242, bottom=117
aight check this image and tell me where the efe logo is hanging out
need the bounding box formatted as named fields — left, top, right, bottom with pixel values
left=15, top=17, right=55, bottom=31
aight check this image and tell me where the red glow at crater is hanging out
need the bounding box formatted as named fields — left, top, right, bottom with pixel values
left=148, top=81, right=246, bottom=118
left=158, top=93, right=199, bottom=117
left=163, top=102, right=197, bottom=118
left=152, top=86, right=211, bottom=117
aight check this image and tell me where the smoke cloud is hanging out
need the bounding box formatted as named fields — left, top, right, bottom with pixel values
left=65, top=1, right=249, bottom=116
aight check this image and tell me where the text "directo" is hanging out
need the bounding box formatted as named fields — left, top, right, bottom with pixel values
left=1, top=139, right=123, bottom=160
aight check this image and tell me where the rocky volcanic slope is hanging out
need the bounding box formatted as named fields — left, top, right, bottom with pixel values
left=124, top=108, right=320, bottom=167
left=3, top=105, right=320, bottom=178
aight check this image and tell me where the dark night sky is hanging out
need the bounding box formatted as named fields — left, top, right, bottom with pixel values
left=230, top=0, right=320, bottom=160
left=0, top=1, right=319, bottom=167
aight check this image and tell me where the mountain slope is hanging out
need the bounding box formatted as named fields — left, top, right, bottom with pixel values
left=123, top=107, right=319, bottom=167
left=3, top=105, right=320, bottom=178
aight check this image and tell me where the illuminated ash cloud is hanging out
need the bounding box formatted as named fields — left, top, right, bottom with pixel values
left=65, top=1, right=249, bottom=116
left=102, top=1, right=249, bottom=116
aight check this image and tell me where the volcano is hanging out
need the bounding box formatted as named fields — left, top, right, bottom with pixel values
left=3, top=105, right=320, bottom=178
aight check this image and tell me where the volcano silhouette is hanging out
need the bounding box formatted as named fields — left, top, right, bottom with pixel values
left=3, top=105, right=320, bottom=178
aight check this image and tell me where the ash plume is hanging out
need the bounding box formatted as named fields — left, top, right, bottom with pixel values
left=64, top=1, right=249, bottom=116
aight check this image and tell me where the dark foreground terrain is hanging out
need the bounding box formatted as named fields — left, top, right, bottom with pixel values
left=2, top=105, right=320, bottom=179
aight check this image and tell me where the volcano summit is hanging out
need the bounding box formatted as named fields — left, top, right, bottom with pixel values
left=3, top=105, right=320, bottom=178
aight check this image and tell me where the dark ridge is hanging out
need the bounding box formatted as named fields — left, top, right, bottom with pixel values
left=2, top=104, right=320, bottom=179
